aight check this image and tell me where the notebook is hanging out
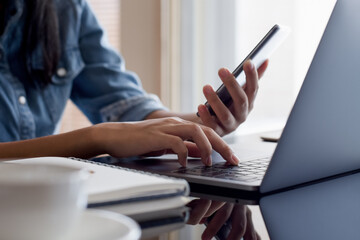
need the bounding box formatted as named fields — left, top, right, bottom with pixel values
left=106, top=0, right=360, bottom=203
left=10, top=157, right=190, bottom=218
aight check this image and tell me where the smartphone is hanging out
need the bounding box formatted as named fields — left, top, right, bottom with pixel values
left=200, top=24, right=290, bottom=116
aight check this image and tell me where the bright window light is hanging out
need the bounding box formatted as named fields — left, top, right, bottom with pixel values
left=180, top=0, right=336, bottom=136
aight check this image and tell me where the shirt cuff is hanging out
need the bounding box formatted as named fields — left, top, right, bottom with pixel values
left=100, top=94, right=168, bottom=122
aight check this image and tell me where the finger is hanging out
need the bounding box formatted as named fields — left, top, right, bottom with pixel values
left=257, top=59, right=269, bottom=79
left=201, top=203, right=234, bottom=240
left=186, top=199, right=212, bottom=225
left=203, top=201, right=226, bottom=218
left=243, top=59, right=269, bottom=88
left=242, top=207, right=259, bottom=240
left=162, top=141, right=202, bottom=158
left=163, top=123, right=213, bottom=166
left=242, top=60, right=268, bottom=113
left=243, top=60, right=259, bottom=111
left=201, top=126, right=239, bottom=165
left=184, top=141, right=201, bottom=157
left=162, top=135, right=189, bottom=167
left=227, top=205, right=247, bottom=240
left=197, top=104, right=222, bottom=133
left=162, top=119, right=237, bottom=165
left=203, top=84, right=236, bottom=128
left=218, top=68, right=249, bottom=122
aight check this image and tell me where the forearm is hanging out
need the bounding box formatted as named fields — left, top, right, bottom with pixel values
left=145, top=110, right=202, bottom=125
left=0, top=127, right=102, bottom=160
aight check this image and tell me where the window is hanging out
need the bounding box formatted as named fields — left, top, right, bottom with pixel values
left=179, top=0, right=336, bottom=135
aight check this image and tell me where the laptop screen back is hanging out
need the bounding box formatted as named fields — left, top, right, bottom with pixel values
left=261, top=0, right=360, bottom=193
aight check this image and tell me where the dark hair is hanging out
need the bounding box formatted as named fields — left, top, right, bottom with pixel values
left=24, top=0, right=60, bottom=85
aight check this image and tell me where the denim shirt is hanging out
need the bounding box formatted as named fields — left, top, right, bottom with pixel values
left=0, top=0, right=166, bottom=142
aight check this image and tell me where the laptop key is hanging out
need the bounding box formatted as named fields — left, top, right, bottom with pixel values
left=171, top=157, right=270, bottom=183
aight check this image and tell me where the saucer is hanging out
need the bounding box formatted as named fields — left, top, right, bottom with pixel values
left=65, top=209, right=141, bottom=240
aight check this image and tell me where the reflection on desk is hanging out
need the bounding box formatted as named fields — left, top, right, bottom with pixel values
left=186, top=198, right=264, bottom=240
left=183, top=171, right=360, bottom=240
left=261, top=171, right=360, bottom=240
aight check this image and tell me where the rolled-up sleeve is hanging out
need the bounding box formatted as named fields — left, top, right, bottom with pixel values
left=70, top=0, right=167, bottom=124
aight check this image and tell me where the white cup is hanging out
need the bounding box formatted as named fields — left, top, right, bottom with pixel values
left=0, top=162, right=89, bottom=240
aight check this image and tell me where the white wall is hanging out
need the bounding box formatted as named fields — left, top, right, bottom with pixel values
left=180, top=0, right=337, bottom=135
left=234, top=0, right=336, bottom=135
left=180, top=0, right=238, bottom=113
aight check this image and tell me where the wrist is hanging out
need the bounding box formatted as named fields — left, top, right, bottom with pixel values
left=145, top=110, right=203, bottom=125
left=179, top=112, right=203, bottom=125
left=84, top=125, right=106, bottom=157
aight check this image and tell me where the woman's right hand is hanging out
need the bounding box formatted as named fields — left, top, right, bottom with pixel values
left=92, top=117, right=239, bottom=166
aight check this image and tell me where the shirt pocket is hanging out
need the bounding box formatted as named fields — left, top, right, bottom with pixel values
left=30, top=47, right=85, bottom=126
left=30, top=47, right=85, bottom=85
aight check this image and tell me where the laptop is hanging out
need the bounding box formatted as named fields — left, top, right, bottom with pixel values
left=94, top=0, right=360, bottom=203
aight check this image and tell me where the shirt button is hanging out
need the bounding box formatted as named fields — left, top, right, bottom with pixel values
left=19, top=96, right=26, bottom=105
left=57, top=68, right=67, bottom=77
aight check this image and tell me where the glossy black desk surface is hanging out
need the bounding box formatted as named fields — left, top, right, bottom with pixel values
left=184, top=170, right=360, bottom=240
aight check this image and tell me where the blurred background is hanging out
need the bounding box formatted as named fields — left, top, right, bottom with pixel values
left=59, top=0, right=337, bottom=239
left=60, top=0, right=336, bottom=136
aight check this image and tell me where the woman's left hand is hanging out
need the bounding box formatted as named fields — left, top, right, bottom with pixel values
left=197, top=60, right=268, bottom=136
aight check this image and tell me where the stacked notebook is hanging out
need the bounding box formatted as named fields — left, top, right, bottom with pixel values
left=11, top=157, right=190, bottom=236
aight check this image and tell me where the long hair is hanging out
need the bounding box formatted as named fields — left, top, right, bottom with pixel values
left=24, top=0, right=60, bottom=85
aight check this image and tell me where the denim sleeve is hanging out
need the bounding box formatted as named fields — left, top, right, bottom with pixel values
left=70, top=0, right=167, bottom=124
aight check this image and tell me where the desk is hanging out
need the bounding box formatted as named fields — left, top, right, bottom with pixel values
left=140, top=199, right=269, bottom=240
left=106, top=132, right=360, bottom=239
left=148, top=168, right=360, bottom=240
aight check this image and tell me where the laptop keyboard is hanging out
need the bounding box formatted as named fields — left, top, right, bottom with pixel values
left=172, top=157, right=270, bottom=182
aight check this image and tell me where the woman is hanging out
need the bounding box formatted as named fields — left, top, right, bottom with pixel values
left=0, top=0, right=268, bottom=166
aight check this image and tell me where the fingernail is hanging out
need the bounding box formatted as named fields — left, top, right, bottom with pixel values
left=247, top=60, right=255, bottom=70
left=180, top=159, right=187, bottom=167
left=198, top=104, right=205, bottom=113
left=232, top=154, right=240, bottom=165
left=219, top=68, right=230, bottom=78
left=204, top=86, right=213, bottom=95
left=207, top=156, right=212, bottom=166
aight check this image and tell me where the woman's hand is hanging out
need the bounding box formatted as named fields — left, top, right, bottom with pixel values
left=0, top=117, right=239, bottom=165
left=93, top=117, right=239, bottom=166
left=197, top=60, right=268, bottom=136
